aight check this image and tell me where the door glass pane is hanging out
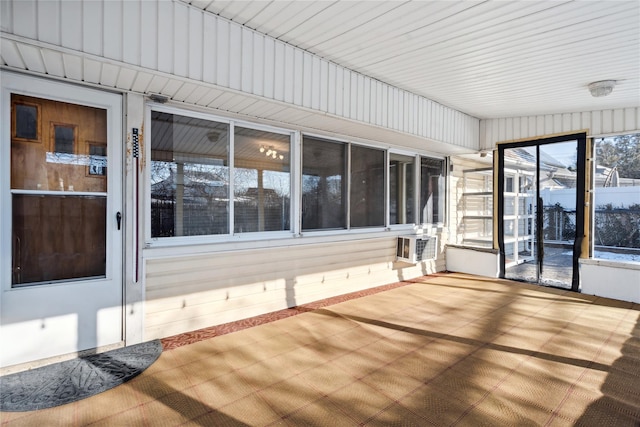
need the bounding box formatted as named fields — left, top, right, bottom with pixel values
left=350, top=145, right=385, bottom=227
left=539, top=141, right=577, bottom=288
left=10, top=94, right=108, bottom=286
left=503, top=141, right=577, bottom=289
left=503, top=147, right=537, bottom=282
left=302, top=136, right=347, bottom=230
left=150, top=111, right=230, bottom=237
left=11, top=95, right=107, bottom=193
left=389, top=154, right=415, bottom=225
left=12, top=195, right=106, bottom=285
left=234, top=127, right=291, bottom=233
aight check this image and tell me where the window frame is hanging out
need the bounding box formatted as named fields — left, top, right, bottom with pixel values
left=590, top=133, right=640, bottom=262
left=387, top=149, right=419, bottom=230
left=145, top=104, right=295, bottom=246
left=300, top=133, right=389, bottom=234
left=144, top=104, right=448, bottom=248
left=419, top=155, right=447, bottom=227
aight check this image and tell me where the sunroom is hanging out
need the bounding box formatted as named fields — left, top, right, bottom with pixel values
left=0, top=0, right=638, bottom=371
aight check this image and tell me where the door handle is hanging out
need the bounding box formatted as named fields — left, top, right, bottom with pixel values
left=116, top=212, right=122, bottom=230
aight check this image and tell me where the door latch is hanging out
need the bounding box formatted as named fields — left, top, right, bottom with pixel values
left=116, top=212, right=122, bottom=230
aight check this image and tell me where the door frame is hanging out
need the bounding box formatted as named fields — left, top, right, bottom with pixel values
left=497, top=132, right=587, bottom=291
left=0, top=71, right=125, bottom=367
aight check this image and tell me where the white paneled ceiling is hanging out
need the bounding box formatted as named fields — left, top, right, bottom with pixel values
left=186, top=0, right=640, bottom=119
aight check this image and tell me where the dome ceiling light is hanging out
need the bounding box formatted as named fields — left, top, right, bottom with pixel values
left=588, top=80, right=617, bottom=97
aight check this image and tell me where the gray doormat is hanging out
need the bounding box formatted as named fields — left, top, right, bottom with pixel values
left=0, top=340, right=162, bottom=412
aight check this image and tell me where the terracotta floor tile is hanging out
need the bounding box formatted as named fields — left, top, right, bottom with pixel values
left=386, top=351, right=448, bottom=383
left=359, top=365, right=424, bottom=401
left=236, top=359, right=297, bottom=391
left=398, top=383, right=473, bottom=426
left=210, top=394, right=281, bottom=426
left=296, top=363, right=357, bottom=397
left=257, top=379, right=325, bottom=417
left=140, top=391, right=210, bottom=426
left=329, top=350, right=388, bottom=380
left=279, top=396, right=357, bottom=427
left=362, top=402, right=434, bottom=427
left=1, top=403, right=78, bottom=427
left=178, top=355, right=236, bottom=386
left=128, top=366, right=194, bottom=406
left=87, top=405, right=147, bottom=427
left=326, top=380, right=395, bottom=425
left=182, top=371, right=255, bottom=410
left=74, top=383, right=142, bottom=423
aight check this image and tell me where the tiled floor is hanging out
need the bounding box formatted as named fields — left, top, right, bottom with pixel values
left=1, top=273, right=639, bottom=426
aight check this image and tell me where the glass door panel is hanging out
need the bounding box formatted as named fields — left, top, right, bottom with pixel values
left=503, top=147, right=537, bottom=283
left=10, top=94, right=108, bottom=286
left=499, top=136, right=584, bottom=290
left=538, top=141, right=577, bottom=288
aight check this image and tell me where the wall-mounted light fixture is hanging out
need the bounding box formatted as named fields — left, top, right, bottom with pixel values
left=148, top=93, right=169, bottom=103
left=588, top=80, right=616, bottom=97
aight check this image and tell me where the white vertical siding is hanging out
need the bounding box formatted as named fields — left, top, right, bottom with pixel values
left=480, top=107, right=640, bottom=148
left=1, top=0, right=479, bottom=151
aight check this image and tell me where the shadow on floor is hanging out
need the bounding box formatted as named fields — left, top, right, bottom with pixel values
left=574, top=307, right=640, bottom=426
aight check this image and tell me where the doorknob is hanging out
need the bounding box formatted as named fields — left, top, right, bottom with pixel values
left=116, top=212, right=122, bottom=230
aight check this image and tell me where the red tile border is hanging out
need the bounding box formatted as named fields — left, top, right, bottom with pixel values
left=160, top=274, right=442, bottom=351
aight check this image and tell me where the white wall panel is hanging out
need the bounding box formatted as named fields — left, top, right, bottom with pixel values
left=173, top=2, right=189, bottom=78
left=103, top=0, right=122, bottom=61
left=143, top=235, right=445, bottom=340
left=2, top=0, right=479, bottom=151
left=140, top=1, right=157, bottom=70
left=293, top=49, right=304, bottom=106
left=157, top=0, right=174, bottom=74
left=262, top=37, right=274, bottom=99
left=0, top=0, right=12, bottom=33
left=37, top=1, right=60, bottom=45
left=241, top=27, right=253, bottom=93
left=481, top=107, right=640, bottom=148
left=202, top=12, right=217, bottom=84
left=123, top=1, right=141, bottom=66
left=302, top=52, right=312, bottom=108
left=82, top=1, right=102, bottom=56
left=12, top=0, right=36, bottom=39
left=228, top=24, right=242, bottom=90
left=252, top=33, right=264, bottom=97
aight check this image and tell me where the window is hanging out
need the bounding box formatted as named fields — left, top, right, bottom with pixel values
left=150, top=110, right=294, bottom=239
left=53, top=124, right=76, bottom=154
left=420, top=157, right=445, bottom=224
left=234, top=127, right=291, bottom=233
left=593, top=133, right=640, bottom=261
left=13, top=101, right=40, bottom=141
left=389, top=154, right=415, bottom=225
left=149, top=109, right=447, bottom=240
left=302, top=136, right=347, bottom=230
left=150, top=111, right=230, bottom=237
left=302, top=136, right=387, bottom=231
left=351, top=145, right=385, bottom=227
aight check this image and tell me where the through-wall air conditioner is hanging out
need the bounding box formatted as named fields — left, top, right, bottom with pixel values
left=396, top=235, right=438, bottom=264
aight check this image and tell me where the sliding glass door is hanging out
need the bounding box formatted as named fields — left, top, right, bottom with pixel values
left=498, top=134, right=586, bottom=290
